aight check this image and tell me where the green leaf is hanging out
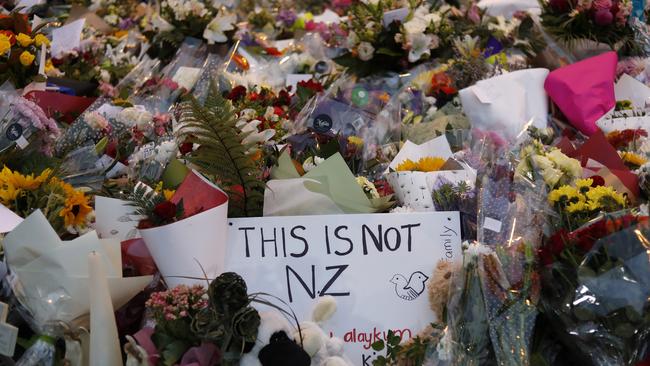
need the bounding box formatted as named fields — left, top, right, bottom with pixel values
left=375, top=47, right=403, bottom=57
left=371, top=339, right=385, bottom=351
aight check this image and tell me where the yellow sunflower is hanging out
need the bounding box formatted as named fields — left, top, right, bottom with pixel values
left=417, top=157, right=446, bottom=172
left=548, top=185, right=581, bottom=204
left=59, top=189, right=92, bottom=227
left=586, top=185, right=626, bottom=208
left=0, top=166, right=51, bottom=191
left=0, top=183, right=20, bottom=206
left=396, top=159, right=419, bottom=172
left=575, top=178, right=593, bottom=193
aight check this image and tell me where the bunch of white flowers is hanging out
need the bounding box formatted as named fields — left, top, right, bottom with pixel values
left=162, top=0, right=211, bottom=21
left=118, top=107, right=154, bottom=130
left=516, top=141, right=583, bottom=188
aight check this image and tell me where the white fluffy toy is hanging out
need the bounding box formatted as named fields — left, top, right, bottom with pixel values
left=240, top=296, right=354, bottom=366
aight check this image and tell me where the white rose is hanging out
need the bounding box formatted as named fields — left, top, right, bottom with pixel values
left=357, top=42, right=375, bottom=61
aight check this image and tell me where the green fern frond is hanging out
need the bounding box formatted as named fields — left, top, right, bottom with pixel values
left=125, top=184, right=165, bottom=217
left=178, top=84, right=264, bottom=217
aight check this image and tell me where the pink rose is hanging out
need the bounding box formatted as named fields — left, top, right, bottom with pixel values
left=594, top=8, right=614, bottom=25
left=592, top=0, right=612, bottom=10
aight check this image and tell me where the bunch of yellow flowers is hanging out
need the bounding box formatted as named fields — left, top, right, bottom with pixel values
left=0, top=166, right=93, bottom=235
left=548, top=178, right=627, bottom=230
left=396, top=157, right=446, bottom=172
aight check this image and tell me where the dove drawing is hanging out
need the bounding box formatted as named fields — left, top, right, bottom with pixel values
left=390, top=271, right=429, bottom=301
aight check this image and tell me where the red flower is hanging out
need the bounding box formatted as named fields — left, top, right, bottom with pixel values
left=249, top=92, right=260, bottom=102
left=431, top=72, right=457, bottom=96
left=540, top=229, right=569, bottom=265
left=179, top=141, right=193, bottom=155
left=153, top=201, right=177, bottom=221
left=137, top=219, right=155, bottom=229
left=226, top=85, right=247, bottom=102
left=276, top=89, right=292, bottom=105
left=273, top=106, right=284, bottom=116
left=297, top=79, right=324, bottom=93
left=590, top=175, right=605, bottom=187
left=265, top=47, right=283, bottom=56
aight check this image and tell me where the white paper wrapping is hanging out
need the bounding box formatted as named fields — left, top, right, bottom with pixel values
left=459, top=68, right=549, bottom=141
left=139, top=202, right=229, bottom=287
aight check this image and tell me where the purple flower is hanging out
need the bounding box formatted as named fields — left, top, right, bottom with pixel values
left=118, top=18, right=136, bottom=30
left=276, top=9, right=297, bottom=27
left=594, top=9, right=614, bottom=25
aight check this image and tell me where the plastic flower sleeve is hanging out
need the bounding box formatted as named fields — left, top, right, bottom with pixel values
left=444, top=242, right=495, bottom=366
left=540, top=216, right=650, bottom=366
left=290, top=72, right=407, bottom=168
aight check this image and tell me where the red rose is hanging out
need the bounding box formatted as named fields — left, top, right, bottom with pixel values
left=590, top=175, right=605, bottom=187
left=179, top=141, right=194, bottom=155
left=226, top=85, right=247, bottom=101
left=153, top=201, right=177, bottom=221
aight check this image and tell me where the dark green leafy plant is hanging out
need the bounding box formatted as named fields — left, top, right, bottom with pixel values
left=178, top=84, right=265, bottom=217
left=192, top=272, right=260, bottom=366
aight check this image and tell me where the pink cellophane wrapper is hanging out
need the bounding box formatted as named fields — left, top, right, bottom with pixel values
left=544, top=51, right=617, bottom=136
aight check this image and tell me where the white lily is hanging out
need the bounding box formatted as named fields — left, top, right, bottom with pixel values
left=203, top=12, right=236, bottom=44
left=407, top=33, right=432, bottom=63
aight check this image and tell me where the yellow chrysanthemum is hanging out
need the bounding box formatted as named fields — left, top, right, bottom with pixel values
left=396, top=159, right=419, bottom=172
left=0, top=166, right=51, bottom=191
left=19, top=51, right=35, bottom=67
left=548, top=185, right=581, bottom=204
left=620, top=151, right=648, bottom=168
left=586, top=185, right=626, bottom=208
left=0, top=35, right=11, bottom=56
left=59, top=188, right=93, bottom=227
left=33, top=34, right=50, bottom=47
left=15, top=33, right=32, bottom=47
left=417, top=157, right=446, bottom=172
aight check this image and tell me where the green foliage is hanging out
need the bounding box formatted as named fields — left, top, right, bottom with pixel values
left=178, top=84, right=265, bottom=217
left=371, top=330, right=429, bottom=366
left=126, top=183, right=166, bottom=217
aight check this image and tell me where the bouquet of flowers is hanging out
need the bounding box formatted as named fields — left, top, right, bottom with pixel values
left=0, top=166, right=93, bottom=235
left=538, top=211, right=650, bottom=365
left=539, top=0, right=639, bottom=54
left=0, top=11, right=51, bottom=88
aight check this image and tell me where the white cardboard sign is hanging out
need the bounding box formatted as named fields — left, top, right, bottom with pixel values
left=225, top=211, right=461, bottom=364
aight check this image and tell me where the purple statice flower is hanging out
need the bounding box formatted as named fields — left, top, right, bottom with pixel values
left=118, top=17, right=136, bottom=30
left=432, top=175, right=454, bottom=191
left=276, top=9, right=298, bottom=28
